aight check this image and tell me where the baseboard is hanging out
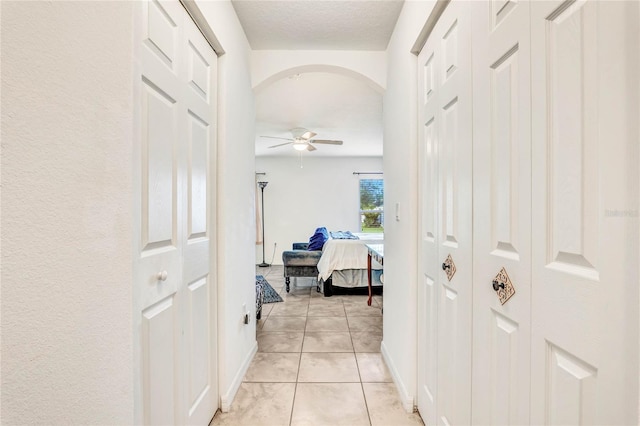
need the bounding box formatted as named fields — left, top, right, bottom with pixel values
left=381, top=341, right=415, bottom=413
left=220, top=342, right=257, bottom=412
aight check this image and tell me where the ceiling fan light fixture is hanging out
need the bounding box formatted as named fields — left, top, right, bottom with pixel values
left=293, top=143, right=307, bottom=151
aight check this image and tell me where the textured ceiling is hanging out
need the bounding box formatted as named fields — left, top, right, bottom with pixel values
left=232, top=0, right=404, bottom=51
left=233, top=1, right=400, bottom=157
left=255, top=72, right=382, bottom=157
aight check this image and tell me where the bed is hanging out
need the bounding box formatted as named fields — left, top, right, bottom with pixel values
left=317, top=232, right=383, bottom=296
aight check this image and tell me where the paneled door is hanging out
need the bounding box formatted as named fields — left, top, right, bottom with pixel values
left=530, top=1, right=639, bottom=424
left=134, top=1, right=217, bottom=424
left=417, top=1, right=473, bottom=425
left=417, top=25, right=440, bottom=426
left=470, top=1, right=532, bottom=424
left=180, top=13, right=217, bottom=426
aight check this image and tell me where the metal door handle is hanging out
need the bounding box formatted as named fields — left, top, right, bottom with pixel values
left=492, top=280, right=505, bottom=291
left=442, top=263, right=451, bottom=270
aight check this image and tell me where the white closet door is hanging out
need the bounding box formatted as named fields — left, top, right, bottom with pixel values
left=417, top=22, right=441, bottom=426
left=417, top=1, right=473, bottom=424
left=181, top=14, right=217, bottom=426
left=470, top=1, right=532, bottom=424
left=530, top=1, right=639, bottom=424
left=435, top=4, right=473, bottom=424
left=135, top=1, right=217, bottom=424
left=136, top=1, right=185, bottom=423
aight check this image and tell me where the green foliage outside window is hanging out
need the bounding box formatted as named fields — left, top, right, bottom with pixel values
left=360, top=179, right=384, bottom=232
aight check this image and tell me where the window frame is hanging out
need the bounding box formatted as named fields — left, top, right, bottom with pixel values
left=358, top=177, right=384, bottom=232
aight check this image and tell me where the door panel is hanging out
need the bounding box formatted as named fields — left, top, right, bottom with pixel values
left=441, top=97, right=459, bottom=246
left=186, top=278, right=211, bottom=421
left=436, top=4, right=473, bottom=426
left=135, top=1, right=217, bottom=424
left=182, top=15, right=216, bottom=425
left=490, top=45, right=520, bottom=257
left=137, top=2, right=184, bottom=423
left=142, top=81, right=178, bottom=250
left=146, top=0, right=178, bottom=69
left=545, top=0, right=599, bottom=277
left=417, top=18, right=440, bottom=426
left=417, top=62, right=439, bottom=423
left=531, top=1, right=639, bottom=424
left=471, top=0, right=531, bottom=424
left=417, top=2, right=473, bottom=425
left=546, top=343, right=597, bottom=425
left=142, top=296, right=178, bottom=425
left=488, top=310, right=520, bottom=426
left=187, top=112, right=209, bottom=239
left=422, top=115, right=437, bottom=242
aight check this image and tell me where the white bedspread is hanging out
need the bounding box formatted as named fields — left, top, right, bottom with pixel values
left=317, top=233, right=383, bottom=281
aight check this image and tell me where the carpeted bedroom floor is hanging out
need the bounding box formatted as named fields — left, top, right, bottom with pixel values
left=210, top=265, right=424, bottom=426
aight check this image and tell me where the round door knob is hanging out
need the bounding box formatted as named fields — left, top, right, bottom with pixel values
left=157, top=271, right=168, bottom=281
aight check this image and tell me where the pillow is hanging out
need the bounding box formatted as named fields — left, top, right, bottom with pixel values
left=307, top=227, right=329, bottom=251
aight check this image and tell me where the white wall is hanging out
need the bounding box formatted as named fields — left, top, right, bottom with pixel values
left=255, top=156, right=383, bottom=265
left=1, top=2, right=134, bottom=424
left=382, top=0, right=436, bottom=412
left=195, top=0, right=258, bottom=412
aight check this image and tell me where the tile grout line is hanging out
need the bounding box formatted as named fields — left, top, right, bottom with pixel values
left=351, top=327, right=374, bottom=426
left=288, top=294, right=308, bottom=426
left=346, top=298, right=375, bottom=426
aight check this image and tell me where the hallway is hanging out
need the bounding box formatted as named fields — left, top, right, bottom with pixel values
left=211, top=266, right=423, bottom=426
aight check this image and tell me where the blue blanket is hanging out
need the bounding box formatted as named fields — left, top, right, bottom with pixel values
left=308, top=227, right=329, bottom=250
left=330, top=231, right=359, bottom=240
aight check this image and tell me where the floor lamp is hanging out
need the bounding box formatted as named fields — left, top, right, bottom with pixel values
left=258, top=181, right=270, bottom=267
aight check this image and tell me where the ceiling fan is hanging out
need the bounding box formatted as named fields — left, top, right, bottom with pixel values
left=260, top=127, right=343, bottom=152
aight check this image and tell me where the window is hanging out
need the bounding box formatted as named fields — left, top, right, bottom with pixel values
left=359, top=179, right=384, bottom=232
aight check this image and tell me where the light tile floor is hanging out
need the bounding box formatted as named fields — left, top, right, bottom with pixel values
left=211, top=266, right=424, bottom=426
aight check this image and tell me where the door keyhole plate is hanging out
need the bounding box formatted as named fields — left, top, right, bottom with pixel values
left=442, top=254, right=456, bottom=282
left=493, top=267, right=516, bottom=305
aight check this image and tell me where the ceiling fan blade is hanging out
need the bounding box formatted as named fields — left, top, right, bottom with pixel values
left=310, top=139, right=343, bottom=145
left=306, top=144, right=317, bottom=152
left=260, top=136, right=294, bottom=141
left=268, top=141, right=293, bottom=148
left=301, top=131, right=317, bottom=140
